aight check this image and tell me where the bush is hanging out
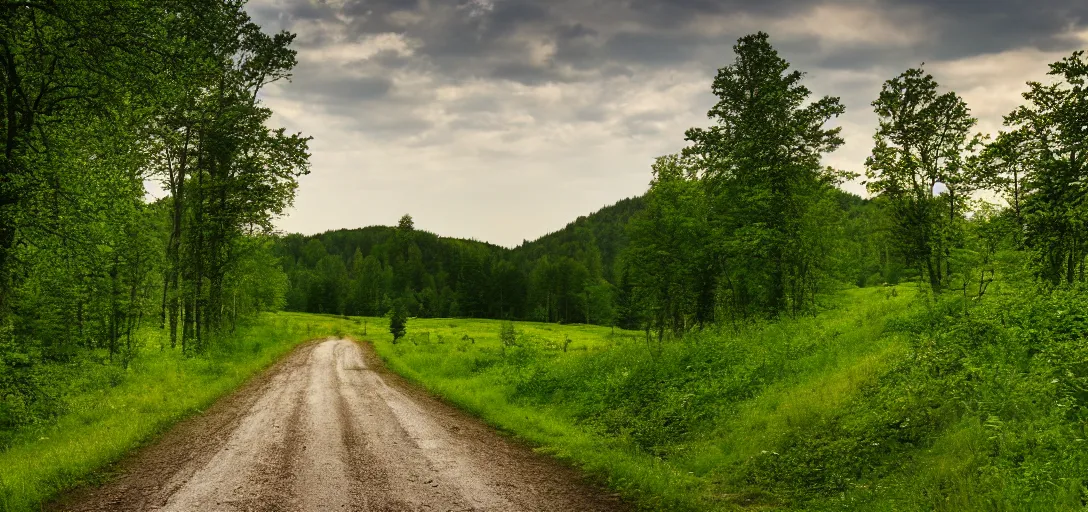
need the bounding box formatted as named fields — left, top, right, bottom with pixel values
left=0, top=329, right=65, bottom=443
left=389, top=302, right=407, bottom=343
left=499, top=320, right=518, bottom=354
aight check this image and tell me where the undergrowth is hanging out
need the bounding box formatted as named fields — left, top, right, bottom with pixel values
left=0, top=314, right=322, bottom=512
left=345, top=281, right=1088, bottom=510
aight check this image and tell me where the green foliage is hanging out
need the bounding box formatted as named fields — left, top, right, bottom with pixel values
left=1002, top=51, right=1088, bottom=287
left=498, top=320, right=518, bottom=355
left=5, top=13, right=1088, bottom=512
left=684, top=31, right=848, bottom=318
left=313, top=277, right=1088, bottom=511
left=0, top=313, right=320, bottom=511
left=620, top=31, right=861, bottom=341
left=276, top=196, right=646, bottom=326
left=337, top=288, right=914, bottom=510
left=626, top=154, right=711, bottom=338
left=0, top=0, right=308, bottom=478
left=279, top=225, right=504, bottom=318
left=865, top=66, right=977, bottom=294
left=389, top=302, right=407, bottom=343
left=0, top=328, right=64, bottom=438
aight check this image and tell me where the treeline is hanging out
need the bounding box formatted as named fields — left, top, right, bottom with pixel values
left=0, top=0, right=307, bottom=429
left=276, top=198, right=644, bottom=325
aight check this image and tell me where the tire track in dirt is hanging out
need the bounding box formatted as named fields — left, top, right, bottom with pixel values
left=51, top=338, right=628, bottom=512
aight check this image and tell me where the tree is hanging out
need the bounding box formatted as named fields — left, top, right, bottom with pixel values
left=685, top=32, right=847, bottom=316
left=865, top=66, right=976, bottom=292
left=0, top=0, right=158, bottom=317
left=627, top=154, right=708, bottom=338
left=349, top=250, right=388, bottom=316
left=613, top=262, right=643, bottom=330
left=314, top=255, right=349, bottom=314
left=584, top=279, right=615, bottom=326
left=490, top=259, right=526, bottom=319
left=498, top=320, right=517, bottom=355
left=389, top=301, right=407, bottom=343
left=1001, top=51, right=1088, bottom=286
left=0, top=0, right=308, bottom=426
left=972, top=130, right=1030, bottom=242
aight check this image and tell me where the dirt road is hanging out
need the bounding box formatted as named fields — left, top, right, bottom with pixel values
left=52, top=339, right=627, bottom=511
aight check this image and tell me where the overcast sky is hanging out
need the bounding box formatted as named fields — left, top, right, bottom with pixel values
left=244, top=0, right=1088, bottom=247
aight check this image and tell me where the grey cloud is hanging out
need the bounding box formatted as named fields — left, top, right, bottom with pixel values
left=446, top=95, right=503, bottom=116
left=620, top=0, right=822, bottom=28
left=575, top=105, right=609, bottom=123
left=488, top=0, right=551, bottom=33
left=250, top=0, right=1088, bottom=245
left=620, top=109, right=684, bottom=138
left=880, top=0, right=1088, bottom=59
left=488, top=62, right=561, bottom=84
left=250, top=0, right=1088, bottom=142
left=302, top=74, right=394, bottom=101
left=447, top=115, right=506, bottom=132
left=256, top=0, right=1088, bottom=81
left=814, top=46, right=919, bottom=71
left=604, top=31, right=709, bottom=65
left=369, top=49, right=419, bottom=69
left=329, top=102, right=434, bottom=140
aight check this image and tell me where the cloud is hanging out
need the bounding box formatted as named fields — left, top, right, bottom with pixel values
left=247, top=0, right=1088, bottom=246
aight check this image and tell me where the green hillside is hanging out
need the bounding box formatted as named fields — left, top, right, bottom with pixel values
left=274, top=195, right=649, bottom=324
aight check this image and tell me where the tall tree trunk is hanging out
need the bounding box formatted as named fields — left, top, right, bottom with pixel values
left=1067, top=247, right=1077, bottom=285
left=182, top=295, right=194, bottom=355
left=159, top=275, right=168, bottom=329
left=165, top=125, right=193, bottom=349
left=194, top=163, right=205, bottom=352
left=108, top=254, right=120, bottom=363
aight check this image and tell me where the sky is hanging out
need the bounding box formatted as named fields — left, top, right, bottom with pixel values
left=243, top=0, right=1088, bottom=248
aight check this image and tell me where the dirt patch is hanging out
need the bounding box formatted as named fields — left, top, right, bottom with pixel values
left=50, top=339, right=629, bottom=511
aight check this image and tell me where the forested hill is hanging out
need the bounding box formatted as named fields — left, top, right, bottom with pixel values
left=510, top=195, right=645, bottom=283
left=276, top=185, right=892, bottom=327
left=276, top=195, right=647, bottom=324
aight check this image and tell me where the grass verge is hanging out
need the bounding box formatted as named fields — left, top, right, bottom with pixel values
left=0, top=314, right=325, bottom=512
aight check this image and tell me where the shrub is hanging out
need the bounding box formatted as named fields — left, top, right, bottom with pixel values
left=389, top=302, right=407, bottom=343
left=499, top=320, right=518, bottom=355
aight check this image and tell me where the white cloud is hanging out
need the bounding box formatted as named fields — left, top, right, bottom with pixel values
left=772, top=3, right=930, bottom=48
left=298, top=33, right=420, bottom=64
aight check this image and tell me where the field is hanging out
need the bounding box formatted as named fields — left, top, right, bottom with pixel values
left=325, top=286, right=921, bottom=510
left=334, top=281, right=1088, bottom=511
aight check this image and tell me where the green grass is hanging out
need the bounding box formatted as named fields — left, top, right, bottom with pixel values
left=0, top=313, right=332, bottom=512
left=319, top=286, right=920, bottom=510
left=13, top=282, right=1080, bottom=511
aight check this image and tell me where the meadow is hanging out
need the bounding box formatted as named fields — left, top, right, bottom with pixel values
left=328, top=280, right=1088, bottom=511
left=331, top=286, right=922, bottom=510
